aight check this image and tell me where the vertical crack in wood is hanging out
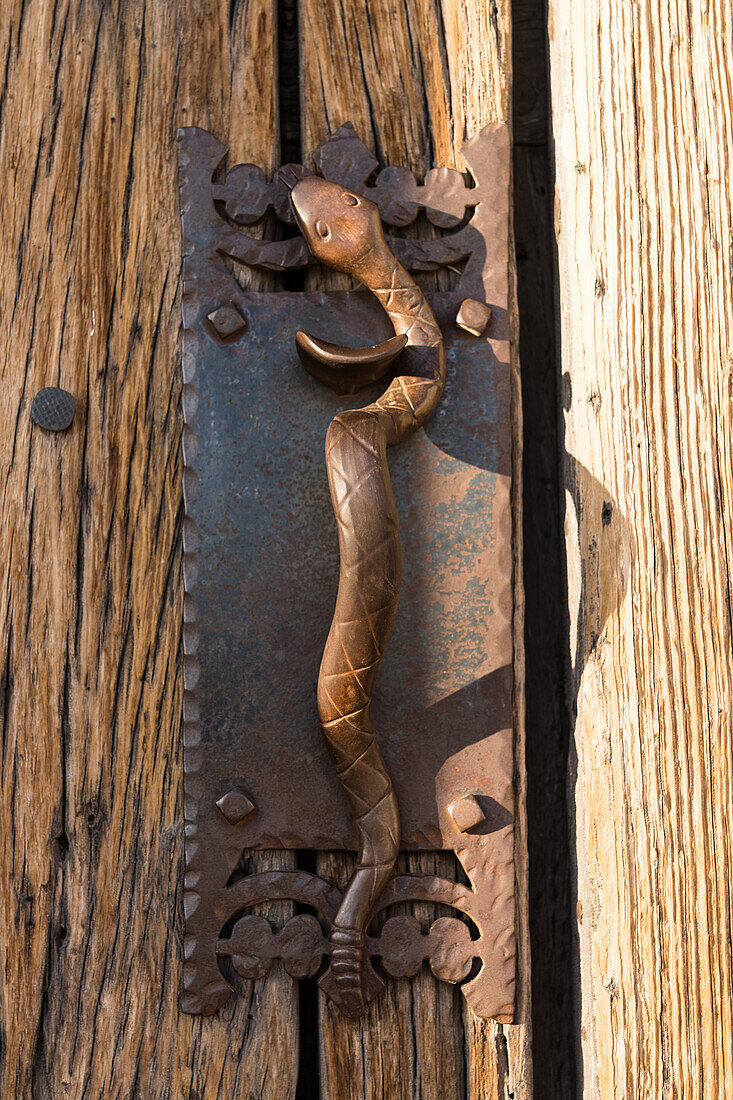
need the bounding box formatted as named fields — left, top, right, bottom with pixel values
left=277, top=2, right=323, bottom=1092
left=278, top=0, right=302, bottom=166
left=512, top=0, right=577, bottom=1096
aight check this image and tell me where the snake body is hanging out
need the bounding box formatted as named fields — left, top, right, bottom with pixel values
left=290, top=178, right=445, bottom=1015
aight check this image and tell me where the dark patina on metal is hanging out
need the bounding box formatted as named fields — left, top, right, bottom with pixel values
left=31, top=387, right=75, bottom=431
left=177, top=122, right=515, bottom=1021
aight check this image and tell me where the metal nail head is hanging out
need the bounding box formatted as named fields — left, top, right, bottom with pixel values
left=456, top=298, right=493, bottom=337
left=216, top=786, right=255, bottom=826
left=31, top=387, right=75, bottom=431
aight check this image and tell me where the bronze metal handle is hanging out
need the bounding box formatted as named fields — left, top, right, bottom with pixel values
left=289, top=178, right=446, bottom=1015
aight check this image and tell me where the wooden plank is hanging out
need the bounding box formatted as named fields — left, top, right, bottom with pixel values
left=0, top=1, right=299, bottom=1096
left=299, top=1, right=531, bottom=1096
left=301, top=0, right=511, bottom=172
left=317, top=851, right=467, bottom=1099
left=549, top=0, right=733, bottom=1094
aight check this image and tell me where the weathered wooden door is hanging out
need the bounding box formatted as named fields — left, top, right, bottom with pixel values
left=0, top=0, right=530, bottom=1096
left=549, top=2, right=733, bottom=1096
left=6, top=0, right=728, bottom=1096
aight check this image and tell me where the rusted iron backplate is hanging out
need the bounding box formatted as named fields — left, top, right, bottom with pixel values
left=183, top=289, right=512, bottom=849
left=178, top=123, right=515, bottom=1020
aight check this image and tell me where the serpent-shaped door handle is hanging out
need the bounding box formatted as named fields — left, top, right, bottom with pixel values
left=289, top=177, right=446, bottom=1016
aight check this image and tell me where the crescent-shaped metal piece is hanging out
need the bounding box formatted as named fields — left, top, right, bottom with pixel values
left=295, top=330, right=407, bottom=395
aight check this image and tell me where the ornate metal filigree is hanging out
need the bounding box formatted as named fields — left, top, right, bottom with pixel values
left=177, top=121, right=516, bottom=1022
left=180, top=121, right=496, bottom=287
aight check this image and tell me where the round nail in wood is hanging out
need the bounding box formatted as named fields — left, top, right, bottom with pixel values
left=31, top=387, right=75, bottom=431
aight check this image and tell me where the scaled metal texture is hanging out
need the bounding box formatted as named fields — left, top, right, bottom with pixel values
left=177, top=122, right=515, bottom=1020
left=287, top=173, right=447, bottom=1016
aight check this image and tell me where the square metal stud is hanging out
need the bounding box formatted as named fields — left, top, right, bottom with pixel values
left=207, top=305, right=248, bottom=341
left=216, top=786, right=255, bottom=825
left=456, top=298, right=493, bottom=337
left=448, top=793, right=485, bottom=833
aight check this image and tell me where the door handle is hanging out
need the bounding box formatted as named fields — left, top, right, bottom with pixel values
left=177, top=121, right=516, bottom=1021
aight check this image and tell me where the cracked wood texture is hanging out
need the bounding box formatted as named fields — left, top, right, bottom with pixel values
left=301, top=1, right=530, bottom=1097
left=0, top=1, right=299, bottom=1097
left=550, top=1, right=733, bottom=1096
left=0, top=0, right=528, bottom=1096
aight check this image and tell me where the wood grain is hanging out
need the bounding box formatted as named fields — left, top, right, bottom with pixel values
left=0, top=0, right=530, bottom=1094
left=299, top=1, right=531, bottom=1096
left=316, top=852, right=467, bottom=1099
left=549, top=0, right=733, bottom=1094
left=0, top=1, right=299, bottom=1097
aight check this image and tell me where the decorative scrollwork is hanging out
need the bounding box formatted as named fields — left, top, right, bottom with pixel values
left=219, top=913, right=326, bottom=980
left=217, top=910, right=477, bottom=986
left=178, top=122, right=494, bottom=288
left=207, top=861, right=512, bottom=1020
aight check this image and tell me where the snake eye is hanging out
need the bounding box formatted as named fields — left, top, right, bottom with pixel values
left=342, top=193, right=360, bottom=206
left=315, top=219, right=331, bottom=240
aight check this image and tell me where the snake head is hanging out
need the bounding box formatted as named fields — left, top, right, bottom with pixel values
left=290, top=177, right=386, bottom=276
